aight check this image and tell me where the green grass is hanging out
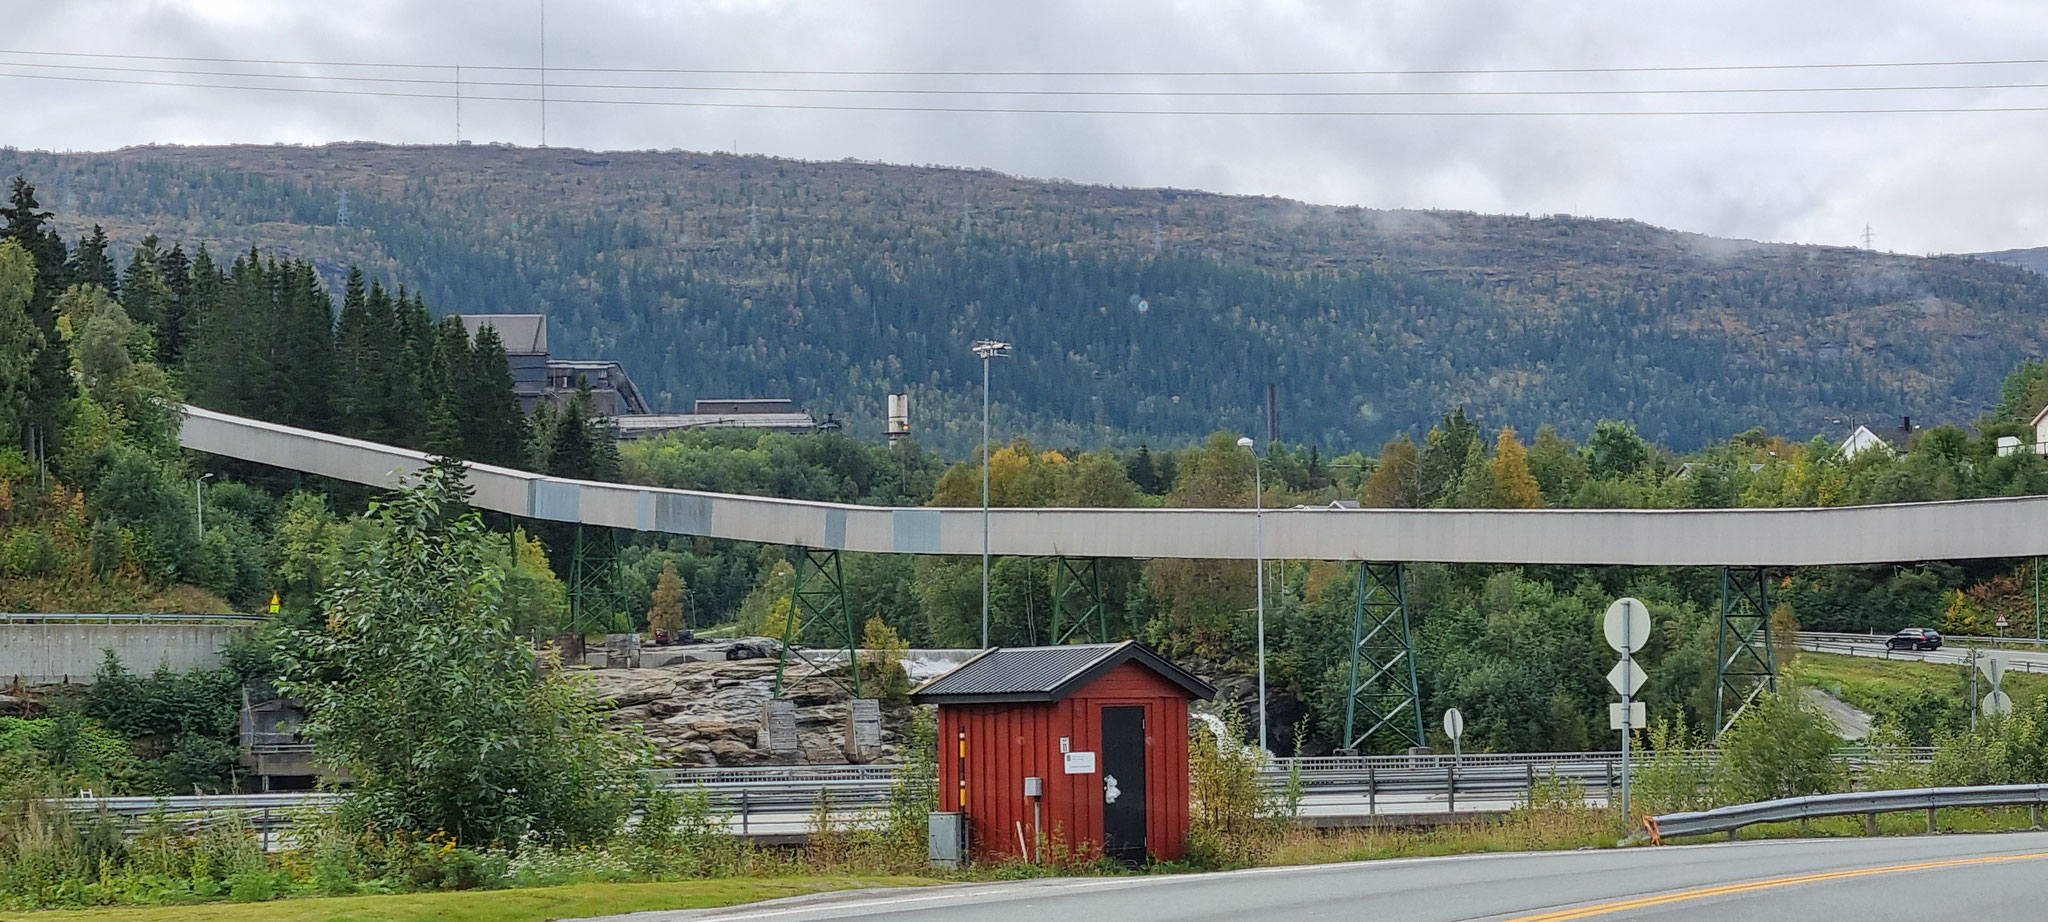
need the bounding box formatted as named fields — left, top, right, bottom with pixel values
left=0, top=877, right=938, bottom=922
left=1794, top=652, right=2048, bottom=719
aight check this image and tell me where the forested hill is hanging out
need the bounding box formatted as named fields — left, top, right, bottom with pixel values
left=4, top=142, right=2045, bottom=453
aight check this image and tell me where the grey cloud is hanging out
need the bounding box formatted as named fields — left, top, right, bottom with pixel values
left=8, top=0, right=2048, bottom=252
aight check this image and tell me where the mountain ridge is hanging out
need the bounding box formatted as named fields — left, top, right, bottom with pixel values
left=3, top=141, right=2042, bottom=454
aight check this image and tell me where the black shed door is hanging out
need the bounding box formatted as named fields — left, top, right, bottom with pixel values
left=1100, top=706, right=1148, bottom=864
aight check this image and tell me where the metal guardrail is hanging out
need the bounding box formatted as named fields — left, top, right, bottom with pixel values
left=89, top=748, right=1936, bottom=831
left=1644, top=784, right=2048, bottom=843
left=0, top=612, right=268, bottom=624
left=1801, top=630, right=2048, bottom=649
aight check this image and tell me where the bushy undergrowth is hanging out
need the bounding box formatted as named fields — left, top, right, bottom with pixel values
left=1186, top=711, right=1287, bottom=869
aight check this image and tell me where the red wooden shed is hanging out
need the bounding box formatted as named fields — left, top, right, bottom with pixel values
left=912, top=641, right=1216, bottom=864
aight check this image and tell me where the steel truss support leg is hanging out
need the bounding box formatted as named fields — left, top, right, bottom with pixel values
left=567, top=524, right=620, bottom=635
left=1715, top=566, right=1778, bottom=738
left=1343, top=562, right=1426, bottom=752
left=773, top=548, right=864, bottom=699
left=1050, top=557, right=1109, bottom=645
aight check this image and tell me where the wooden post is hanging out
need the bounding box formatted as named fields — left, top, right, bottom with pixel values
left=1367, top=765, right=1377, bottom=814
left=1865, top=813, right=1878, bottom=836
left=1447, top=766, right=1456, bottom=814
left=1927, top=806, right=1938, bottom=834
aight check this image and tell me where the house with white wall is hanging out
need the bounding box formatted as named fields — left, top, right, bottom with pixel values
left=1838, top=417, right=1914, bottom=459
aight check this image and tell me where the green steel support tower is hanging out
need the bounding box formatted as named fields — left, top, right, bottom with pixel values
left=566, top=524, right=620, bottom=635
left=773, top=547, right=864, bottom=698
left=1715, top=566, right=1777, bottom=737
left=1050, top=557, right=1110, bottom=645
left=1342, top=561, right=1427, bottom=752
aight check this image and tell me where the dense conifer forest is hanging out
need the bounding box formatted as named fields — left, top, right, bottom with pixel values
left=4, top=143, right=2046, bottom=454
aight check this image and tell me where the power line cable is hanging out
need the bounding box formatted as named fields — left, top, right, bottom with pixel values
left=10, top=58, right=2048, bottom=98
left=8, top=68, right=2048, bottom=117
left=5, top=46, right=2048, bottom=78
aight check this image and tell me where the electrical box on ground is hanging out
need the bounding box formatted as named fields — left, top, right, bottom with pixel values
left=928, top=812, right=965, bottom=868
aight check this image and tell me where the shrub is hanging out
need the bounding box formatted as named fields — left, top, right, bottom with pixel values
left=1628, top=713, right=1715, bottom=818
left=1929, top=696, right=2048, bottom=787
left=1186, top=711, right=1279, bottom=869
left=1714, top=690, right=1845, bottom=803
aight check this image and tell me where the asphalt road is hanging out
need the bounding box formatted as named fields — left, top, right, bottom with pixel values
left=584, top=831, right=2048, bottom=922
left=1799, top=638, right=2048, bottom=675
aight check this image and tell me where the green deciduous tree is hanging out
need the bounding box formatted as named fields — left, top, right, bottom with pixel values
left=1713, top=690, right=1845, bottom=803
left=276, top=460, right=638, bottom=847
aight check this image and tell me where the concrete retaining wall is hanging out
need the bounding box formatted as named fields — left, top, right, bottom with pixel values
left=0, top=622, right=253, bottom=684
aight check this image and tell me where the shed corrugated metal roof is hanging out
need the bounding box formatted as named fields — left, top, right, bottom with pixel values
left=911, top=641, right=1215, bottom=704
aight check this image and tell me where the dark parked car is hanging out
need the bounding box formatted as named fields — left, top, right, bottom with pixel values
left=1885, top=628, right=1943, bottom=651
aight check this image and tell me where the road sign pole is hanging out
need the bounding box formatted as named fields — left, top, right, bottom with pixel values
left=1604, top=597, right=1650, bottom=822
left=1621, top=638, right=1632, bottom=822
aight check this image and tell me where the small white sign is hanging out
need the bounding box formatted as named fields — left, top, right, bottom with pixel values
left=1607, top=660, right=1648, bottom=697
left=1443, top=707, right=1465, bottom=741
left=1603, top=598, right=1652, bottom=654
left=1609, top=701, right=1646, bottom=731
left=1064, top=751, right=1097, bottom=774
left=1985, top=690, right=2014, bottom=717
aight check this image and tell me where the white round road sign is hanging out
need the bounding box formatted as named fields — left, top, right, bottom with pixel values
left=1604, top=598, right=1652, bottom=654
left=1984, top=690, right=2013, bottom=717
left=1443, top=707, right=1465, bottom=741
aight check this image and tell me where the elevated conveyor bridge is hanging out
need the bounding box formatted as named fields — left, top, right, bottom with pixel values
left=180, top=405, right=2048, bottom=739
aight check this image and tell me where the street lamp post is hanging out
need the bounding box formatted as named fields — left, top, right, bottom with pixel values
left=195, top=472, right=215, bottom=535
left=1237, top=435, right=1267, bottom=753
left=972, top=339, right=1011, bottom=649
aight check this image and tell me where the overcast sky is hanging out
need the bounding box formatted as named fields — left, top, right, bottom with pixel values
left=8, top=0, right=2048, bottom=254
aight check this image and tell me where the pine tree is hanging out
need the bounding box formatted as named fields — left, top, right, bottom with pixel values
left=155, top=243, right=192, bottom=365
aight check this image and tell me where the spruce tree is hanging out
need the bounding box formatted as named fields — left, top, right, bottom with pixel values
left=119, top=235, right=165, bottom=331
left=0, top=178, right=73, bottom=453
left=67, top=224, right=118, bottom=298
left=332, top=268, right=374, bottom=437
left=155, top=243, right=192, bottom=365
left=463, top=324, right=528, bottom=467
left=272, top=259, right=336, bottom=430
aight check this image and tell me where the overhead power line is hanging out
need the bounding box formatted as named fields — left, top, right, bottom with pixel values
left=8, top=67, right=2048, bottom=117
left=9, top=58, right=2048, bottom=98
left=5, top=46, right=2048, bottom=78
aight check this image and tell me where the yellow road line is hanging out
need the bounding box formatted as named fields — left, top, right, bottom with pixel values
left=1499, top=850, right=2048, bottom=922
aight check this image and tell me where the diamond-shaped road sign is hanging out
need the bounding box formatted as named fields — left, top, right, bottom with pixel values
left=1608, top=659, right=1648, bottom=697
left=1979, top=655, right=2007, bottom=687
